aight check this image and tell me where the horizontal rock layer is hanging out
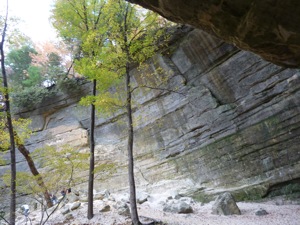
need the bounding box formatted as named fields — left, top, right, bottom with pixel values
left=1, top=28, right=300, bottom=208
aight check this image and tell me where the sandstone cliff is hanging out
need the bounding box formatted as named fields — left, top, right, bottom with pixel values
left=1, top=28, right=300, bottom=206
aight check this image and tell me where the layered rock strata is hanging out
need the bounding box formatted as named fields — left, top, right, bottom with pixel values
left=1, top=28, right=300, bottom=208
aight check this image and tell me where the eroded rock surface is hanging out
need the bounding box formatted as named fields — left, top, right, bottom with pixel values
left=1, top=28, right=300, bottom=211
left=127, top=0, right=300, bottom=68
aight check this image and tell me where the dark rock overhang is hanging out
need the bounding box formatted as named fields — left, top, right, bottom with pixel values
left=126, top=0, right=300, bottom=68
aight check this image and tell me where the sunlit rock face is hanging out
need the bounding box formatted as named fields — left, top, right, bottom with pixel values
left=127, top=0, right=300, bottom=68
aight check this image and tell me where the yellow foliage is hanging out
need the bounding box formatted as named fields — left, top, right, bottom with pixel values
left=0, top=114, right=32, bottom=150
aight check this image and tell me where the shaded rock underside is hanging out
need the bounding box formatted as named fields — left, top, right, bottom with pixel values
left=127, top=0, right=300, bottom=68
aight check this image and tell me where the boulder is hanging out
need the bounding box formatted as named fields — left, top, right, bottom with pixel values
left=102, top=189, right=111, bottom=198
left=167, top=190, right=182, bottom=200
left=94, top=192, right=105, bottom=200
left=255, top=208, right=268, bottom=216
left=64, top=213, right=74, bottom=220
left=163, top=200, right=193, bottom=214
left=66, top=193, right=79, bottom=203
left=107, top=195, right=115, bottom=202
left=99, top=204, right=111, bottom=212
left=136, top=192, right=149, bottom=204
left=79, top=195, right=88, bottom=202
left=46, top=205, right=57, bottom=215
left=70, top=202, right=81, bottom=211
left=116, top=201, right=130, bottom=217
left=212, top=192, right=241, bottom=215
left=60, top=206, right=70, bottom=215
left=180, top=197, right=194, bottom=205
left=120, top=193, right=130, bottom=203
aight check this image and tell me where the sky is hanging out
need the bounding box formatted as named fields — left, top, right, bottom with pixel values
left=1, top=0, right=57, bottom=43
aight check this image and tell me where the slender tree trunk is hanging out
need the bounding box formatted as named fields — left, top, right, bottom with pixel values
left=1, top=3, right=16, bottom=223
left=15, top=135, right=53, bottom=208
left=87, top=79, right=96, bottom=219
left=122, top=2, right=140, bottom=223
left=125, top=63, right=140, bottom=225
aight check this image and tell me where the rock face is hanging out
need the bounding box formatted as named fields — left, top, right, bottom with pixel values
left=1, top=28, right=300, bottom=210
left=127, top=0, right=300, bottom=68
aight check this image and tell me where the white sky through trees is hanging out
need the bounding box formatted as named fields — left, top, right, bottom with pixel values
left=1, top=0, right=56, bottom=42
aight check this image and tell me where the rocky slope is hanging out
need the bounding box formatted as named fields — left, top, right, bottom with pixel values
left=127, top=0, right=300, bottom=68
left=1, top=27, right=300, bottom=211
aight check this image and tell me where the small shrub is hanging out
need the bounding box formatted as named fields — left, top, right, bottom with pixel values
left=11, top=86, right=56, bottom=110
left=268, top=183, right=300, bottom=199
left=282, top=183, right=300, bottom=196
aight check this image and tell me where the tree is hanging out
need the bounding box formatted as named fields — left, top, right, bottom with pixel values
left=0, top=116, right=53, bottom=208
left=4, top=44, right=55, bottom=110
left=21, top=65, right=42, bottom=87
left=51, top=0, right=112, bottom=219
left=99, top=1, right=169, bottom=224
left=2, top=144, right=90, bottom=225
left=1, top=4, right=58, bottom=219
left=5, top=45, right=38, bottom=88
left=52, top=1, right=170, bottom=224
left=30, top=41, right=71, bottom=85
left=6, top=43, right=69, bottom=89
left=35, top=144, right=89, bottom=224
left=88, top=79, right=96, bottom=217
left=5, top=41, right=73, bottom=110
left=0, top=1, right=17, bottom=223
left=0, top=12, right=32, bottom=50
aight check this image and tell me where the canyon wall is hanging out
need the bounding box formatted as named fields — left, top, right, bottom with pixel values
left=1, top=28, right=300, bottom=207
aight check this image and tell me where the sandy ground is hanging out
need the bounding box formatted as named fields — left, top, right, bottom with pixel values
left=19, top=197, right=300, bottom=225
left=139, top=201, right=300, bottom=225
